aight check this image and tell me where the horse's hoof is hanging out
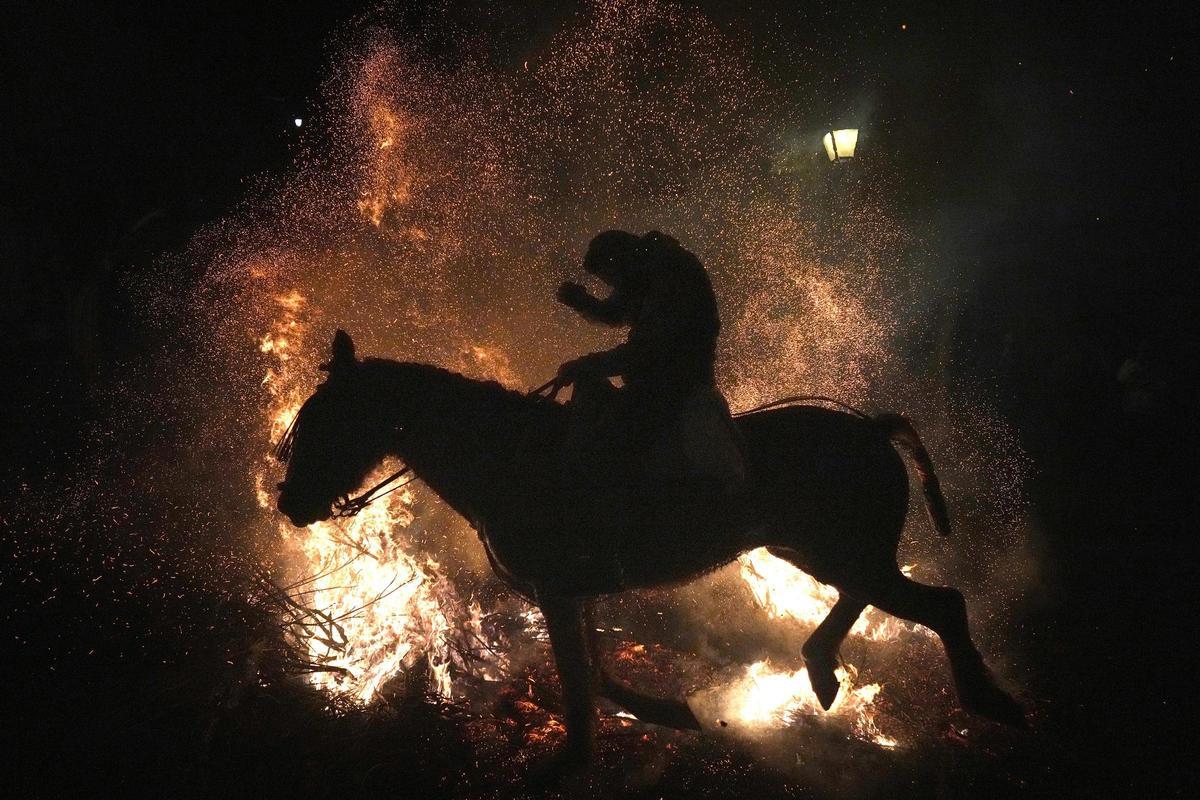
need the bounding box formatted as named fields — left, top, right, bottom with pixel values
left=964, top=682, right=1027, bottom=728
left=978, top=689, right=1027, bottom=728
left=805, top=657, right=841, bottom=711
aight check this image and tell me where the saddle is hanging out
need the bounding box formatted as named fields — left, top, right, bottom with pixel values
left=536, top=383, right=747, bottom=597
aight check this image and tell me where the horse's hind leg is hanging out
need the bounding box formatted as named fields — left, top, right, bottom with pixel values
left=866, top=570, right=1025, bottom=727
left=802, top=595, right=867, bottom=710
left=597, top=674, right=703, bottom=730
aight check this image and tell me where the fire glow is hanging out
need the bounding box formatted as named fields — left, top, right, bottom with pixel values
left=739, top=549, right=932, bottom=643
left=703, top=661, right=898, bottom=749
left=194, top=0, right=1029, bottom=764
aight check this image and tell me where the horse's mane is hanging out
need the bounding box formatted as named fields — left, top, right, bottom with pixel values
left=364, top=358, right=561, bottom=421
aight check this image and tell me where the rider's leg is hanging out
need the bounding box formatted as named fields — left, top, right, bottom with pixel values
left=561, top=377, right=630, bottom=589
left=565, top=375, right=618, bottom=459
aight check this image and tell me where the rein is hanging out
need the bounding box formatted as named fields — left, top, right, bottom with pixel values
left=332, top=465, right=415, bottom=518
left=734, top=394, right=871, bottom=420
left=273, top=412, right=301, bottom=463
left=528, top=377, right=566, bottom=402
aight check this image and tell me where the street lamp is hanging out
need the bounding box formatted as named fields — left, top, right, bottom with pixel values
left=819, top=127, right=860, bottom=254
left=822, top=128, right=859, bottom=162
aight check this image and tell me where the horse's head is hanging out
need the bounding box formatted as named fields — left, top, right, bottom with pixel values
left=275, top=330, right=395, bottom=526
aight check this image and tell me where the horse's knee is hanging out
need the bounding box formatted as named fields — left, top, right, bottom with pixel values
left=932, top=586, right=969, bottom=630
left=800, top=635, right=820, bottom=660
left=936, top=585, right=966, bottom=616
left=916, top=585, right=976, bottom=647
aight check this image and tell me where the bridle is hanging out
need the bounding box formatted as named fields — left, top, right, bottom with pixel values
left=330, top=465, right=415, bottom=518
left=274, top=405, right=415, bottom=520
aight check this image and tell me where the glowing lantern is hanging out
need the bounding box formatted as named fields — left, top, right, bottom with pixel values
left=822, top=128, right=859, bottom=162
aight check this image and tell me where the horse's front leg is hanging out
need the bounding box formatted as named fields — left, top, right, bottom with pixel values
left=539, top=593, right=598, bottom=775
left=802, top=594, right=868, bottom=710
left=583, top=603, right=703, bottom=731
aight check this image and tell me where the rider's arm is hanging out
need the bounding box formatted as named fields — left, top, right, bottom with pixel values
left=557, top=282, right=629, bottom=326
left=562, top=341, right=648, bottom=381
left=575, top=342, right=634, bottom=375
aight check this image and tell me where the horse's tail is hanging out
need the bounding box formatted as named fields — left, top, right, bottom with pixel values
left=876, top=413, right=952, bottom=537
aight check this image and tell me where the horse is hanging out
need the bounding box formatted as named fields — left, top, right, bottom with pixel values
left=275, top=330, right=1024, bottom=773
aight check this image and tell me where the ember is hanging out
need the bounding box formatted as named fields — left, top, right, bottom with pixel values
left=206, top=0, right=1030, bottom=774
left=11, top=0, right=1189, bottom=795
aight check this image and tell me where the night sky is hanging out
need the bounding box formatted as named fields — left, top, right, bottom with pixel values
left=2, top=2, right=1196, bottom=797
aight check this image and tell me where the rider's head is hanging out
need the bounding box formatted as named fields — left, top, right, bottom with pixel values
left=584, top=230, right=643, bottom=286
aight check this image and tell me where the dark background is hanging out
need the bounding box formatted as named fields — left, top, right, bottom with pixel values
left=2, top=1, right=1196, bottom=796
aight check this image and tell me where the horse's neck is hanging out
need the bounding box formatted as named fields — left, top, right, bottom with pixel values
left=377, top=361, right=555, bottom=525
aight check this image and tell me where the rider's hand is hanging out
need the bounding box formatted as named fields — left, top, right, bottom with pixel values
left=556, top=281, right=590, bottom=308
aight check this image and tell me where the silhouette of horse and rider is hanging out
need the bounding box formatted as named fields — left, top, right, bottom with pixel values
left=275, top=230, right=1024, bottom=776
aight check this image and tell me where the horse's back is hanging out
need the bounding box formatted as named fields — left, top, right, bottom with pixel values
left=737, top=404, right=891, bottom=464
left=735, top=406, right=910, bottom=580
left=486, top=401, right=910, bottom=595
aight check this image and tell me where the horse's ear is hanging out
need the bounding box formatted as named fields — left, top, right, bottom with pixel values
left=320, top=329, right=356, bottom=373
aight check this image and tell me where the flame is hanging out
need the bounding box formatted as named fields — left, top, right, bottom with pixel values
left=279, top=484, right=460, bottom=701
left=257, top=291, right=476, bottom=702
left=738, top=548, right=930, bottom=642
left=727, top=548, right=934, bottom=746
left=710, top=660, right=898, bottom=748
left=352, top=53, right=414, bottom=226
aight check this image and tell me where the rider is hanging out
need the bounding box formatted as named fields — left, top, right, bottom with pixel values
left=551, top=230, right=745, bottom=588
